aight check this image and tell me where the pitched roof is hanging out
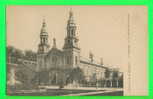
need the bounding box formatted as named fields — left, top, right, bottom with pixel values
left=47, top=48, right=63, bottom=56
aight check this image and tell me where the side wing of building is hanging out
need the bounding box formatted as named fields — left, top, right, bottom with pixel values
left=79, top=59, right=107, bottom=82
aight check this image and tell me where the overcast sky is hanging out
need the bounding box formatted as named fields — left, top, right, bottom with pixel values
left=7, top=6, right=147, bottom=71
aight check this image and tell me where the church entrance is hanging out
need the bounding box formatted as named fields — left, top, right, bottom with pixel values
left=48, top=68, right=67, bottom=88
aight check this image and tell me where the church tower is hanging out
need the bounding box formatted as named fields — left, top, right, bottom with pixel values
left=37, top=19, right=50, bottom=72
left=63, top=9, right=80, bottom=68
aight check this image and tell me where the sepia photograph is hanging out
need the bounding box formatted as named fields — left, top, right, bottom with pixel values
left=6, top=6, right=147, bottom=96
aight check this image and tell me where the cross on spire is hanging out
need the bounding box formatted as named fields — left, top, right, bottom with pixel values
left=69, top=8, right=73, bottom=19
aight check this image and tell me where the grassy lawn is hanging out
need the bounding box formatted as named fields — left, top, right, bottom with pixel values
left=9, top=89, right=105, bottom=96
left=85, top=91, right=123, bottom=96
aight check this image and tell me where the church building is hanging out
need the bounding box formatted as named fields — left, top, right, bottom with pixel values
left=36, top=10, right=109, bottom=86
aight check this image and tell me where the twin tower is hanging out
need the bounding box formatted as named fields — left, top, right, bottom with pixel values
left=37, top=10, right=80, bottom=71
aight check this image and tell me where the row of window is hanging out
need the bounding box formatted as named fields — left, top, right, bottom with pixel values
left=47, top=55, right=78, bottom=65
left=66, top=56, right=78, bottom=65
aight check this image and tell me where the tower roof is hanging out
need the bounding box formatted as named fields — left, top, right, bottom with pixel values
left=67, top=9, right=75, bottom=26
left=69, top=8, right=74, bottom=20
left=40, top=19, right=48, bottom=35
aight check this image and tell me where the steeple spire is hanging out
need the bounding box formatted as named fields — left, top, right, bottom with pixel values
left=69, top=8, right=74, bottom=21
left=38, top=18, right=49, bottom=53
left=41, top=18, right=47, bottom=33
left=53, top=38, right=57, bottom=48
left=63, top=9, right=80, bottom=68
left=63, top=9, right=79, bottom=50
left=67, top=9, right=75, bottom=27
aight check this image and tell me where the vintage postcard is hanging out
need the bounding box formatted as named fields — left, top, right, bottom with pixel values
left=6, top=6, right=148, bottom=96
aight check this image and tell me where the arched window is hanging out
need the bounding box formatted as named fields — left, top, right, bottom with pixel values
left=71, top=29, right=74, bottom=36
left=66, top=56, right=72, bottom=65
left=67, top=56, right=69, bottom=64
left=43, top=38, right=45, bottom=43
left=75, top=56, right=77, bottom=65
left=52, top=57, right=57, bottom=64
left=68, top=40, right=70, bottom=44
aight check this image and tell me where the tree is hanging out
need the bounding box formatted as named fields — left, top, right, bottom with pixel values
left=112, top=71, right=119, bottom=80
left=15, top=49, right=24, bottom=59
left=57, top=70, right=67, bottom=89
left=7, top=46, right=24, bottom=63
left=105, top=69, right=110, bottom=78
left=16, top=70, right=28, bottom=84
left=7, top=46, right=15, bottom=56
left=24, top=50, right=37, bottom=61
left=68, top=67, right=85, bottom=84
